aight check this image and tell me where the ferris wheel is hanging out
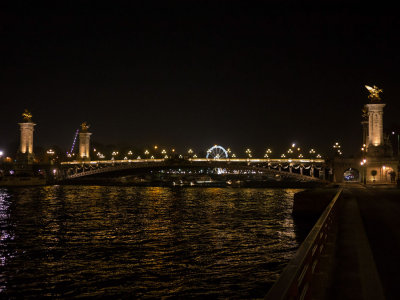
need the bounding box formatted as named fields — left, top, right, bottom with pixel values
left=206, top=145, right=228, bottom=159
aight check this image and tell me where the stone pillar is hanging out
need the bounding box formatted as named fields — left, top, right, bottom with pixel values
left=18, top=121, right=36, bottom=164
left=79, top=131, right=92, bottom=160
left=366, top=103, right=386, bottom=147
left=300, top=167, right=303, bottom=175
left=319, top=168, right=325, bottom=180
left=19, top=122, right=35, bottom=154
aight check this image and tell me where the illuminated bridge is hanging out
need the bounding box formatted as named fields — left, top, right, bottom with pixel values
left=60, top=157, right=327, bottom=182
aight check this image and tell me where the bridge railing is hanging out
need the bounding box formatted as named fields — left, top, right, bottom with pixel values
left=61, top=158, right=325, bottom=165
left=265, top=188, right=343, bottom=300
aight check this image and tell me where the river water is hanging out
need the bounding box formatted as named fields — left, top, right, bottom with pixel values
left=0, top=186, right=306, bottom=299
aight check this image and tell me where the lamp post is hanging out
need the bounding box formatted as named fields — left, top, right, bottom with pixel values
left=245, top=148, right=252, bottom=158
left=392, top=131, right=400, bottom=156
left=361, top=159, right=367, bottom=184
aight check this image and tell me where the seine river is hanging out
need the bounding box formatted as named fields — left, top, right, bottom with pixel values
left=0, top=186, right=308, bottom=299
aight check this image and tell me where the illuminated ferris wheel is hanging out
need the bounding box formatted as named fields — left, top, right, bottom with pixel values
left=206, top=145, right=229, bottom=159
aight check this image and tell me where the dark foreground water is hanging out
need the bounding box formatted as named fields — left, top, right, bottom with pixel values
left=0, top=186, right=305, bottom=299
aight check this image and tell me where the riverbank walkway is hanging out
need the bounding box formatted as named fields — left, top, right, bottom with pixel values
left=311, top=183, right=400, bottom=300
left=266, top=183, right=400, bottom=299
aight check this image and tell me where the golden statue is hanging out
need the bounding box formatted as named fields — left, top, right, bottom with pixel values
left=80, top=122, right=90, bottom=132
left=365, top=85, right=383, bottom=102
left=22, top=109, right=32, bottom=122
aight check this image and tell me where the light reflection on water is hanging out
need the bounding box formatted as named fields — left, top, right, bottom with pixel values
left=0, top=186, right=304, bottom=298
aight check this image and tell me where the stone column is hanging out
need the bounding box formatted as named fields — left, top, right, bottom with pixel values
left=19, top=122, right=35, bottom=154
left=18, top=122, right=36, bottom=164
left=79, top=132, right=92, bottom=160
left=366, top=103, right=386, bottom=147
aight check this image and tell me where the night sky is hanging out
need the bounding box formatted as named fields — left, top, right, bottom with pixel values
left=1, top=2, right=399, bottom=157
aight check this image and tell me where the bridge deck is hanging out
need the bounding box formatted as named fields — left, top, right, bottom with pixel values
left=61, top=158, right=325, bottom=165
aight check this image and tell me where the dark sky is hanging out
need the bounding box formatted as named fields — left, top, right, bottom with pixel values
left=1, top=1, right=399, bottom=157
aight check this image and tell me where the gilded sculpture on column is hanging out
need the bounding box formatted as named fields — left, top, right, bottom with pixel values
left=365, top=85, right=383, bottom=102
left=81, top=122, right=90, bottom=132
left=22, top=109, right=32, bottom=122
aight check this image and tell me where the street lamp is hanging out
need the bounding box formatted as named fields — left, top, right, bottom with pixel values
left=245, top=148, right=252, bottom=158
left=392, top=131, right=400, bottom=156
left=47, top=149, right=55, bottom=164
left=360, top=159, right=367, bottom=184
left=333, top=142, right=342, bottom=156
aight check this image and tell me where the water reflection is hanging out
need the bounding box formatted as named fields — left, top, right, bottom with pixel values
left=0, top=186, right=304, bottom=298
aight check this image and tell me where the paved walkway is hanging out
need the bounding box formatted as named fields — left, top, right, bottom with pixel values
left=313, top=184, right=400, bottom=299
left=354, top=186, right=400, bottom=300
